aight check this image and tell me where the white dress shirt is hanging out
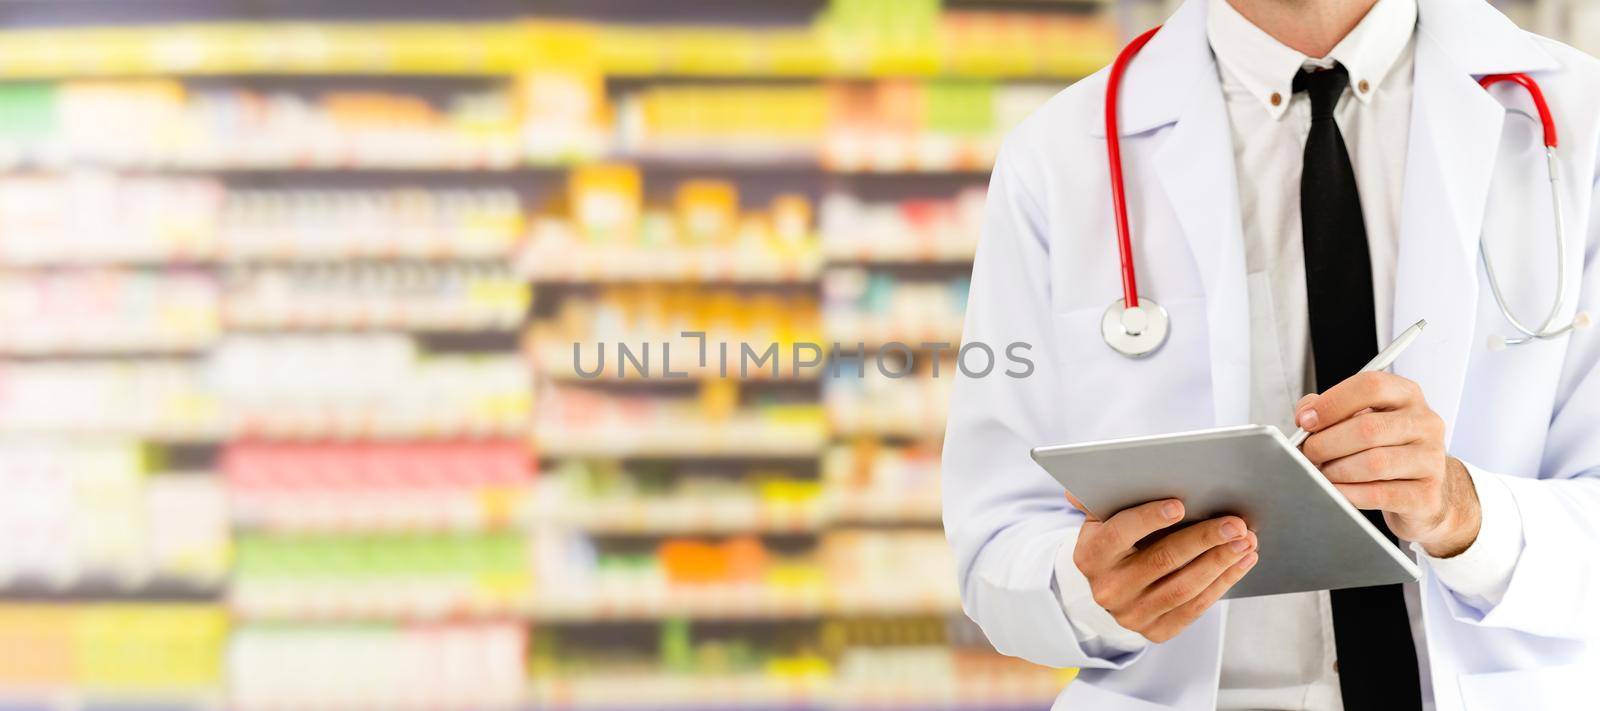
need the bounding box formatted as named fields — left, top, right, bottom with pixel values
left=1051, top=0, right=1527, bottom=708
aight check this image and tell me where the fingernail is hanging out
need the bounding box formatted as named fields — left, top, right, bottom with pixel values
left=1237, top=552, right=1259, bottom=569
left=1229, top=538, right=1251, bottom=553
left=1297, top=409, right=1319, bottom=429
left=1161, top=501, right=1183, bottom=520
left=1220, top=522, right=1243, bottom=540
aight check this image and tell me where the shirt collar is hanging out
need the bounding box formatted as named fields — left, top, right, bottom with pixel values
left=1207, top=0, right=1417, bottom=119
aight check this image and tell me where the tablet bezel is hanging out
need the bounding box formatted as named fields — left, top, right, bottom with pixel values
left=1030, top=424, right=1421, bottom=599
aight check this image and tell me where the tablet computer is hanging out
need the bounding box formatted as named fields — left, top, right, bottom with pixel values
left=1030, top=424, right=1419, bottom=599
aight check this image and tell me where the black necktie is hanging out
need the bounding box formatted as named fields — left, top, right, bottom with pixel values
left=1296, top=64, right=1423, bottom=710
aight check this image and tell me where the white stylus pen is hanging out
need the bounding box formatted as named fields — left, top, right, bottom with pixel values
left=1287, top=318, right=1428, bottom=448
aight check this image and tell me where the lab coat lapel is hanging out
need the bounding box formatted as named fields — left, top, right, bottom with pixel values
left=1089, top=0, right=1250, bottom=429
left=1391, top=0, right=1560, bottom=437
left=1389, top=14, right=1512, bottom=435
left=1150, top=25, right=1252, bottom=429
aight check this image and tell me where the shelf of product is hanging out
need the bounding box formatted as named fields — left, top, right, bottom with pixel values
left=222, top=263, right=528, bottom=332
left=827, top=647, right=1071, bottom=710
left=615, top=84, right=825, bottom=164
left=220, top=189, right=524, bottom=262
left=208, top=334, right=530, bottom=439
left=0, top=77, right=1060, bottom=174
left=533, top=288, right=824, bottom=381
left=0, top=603, right=227, bottom=702
left=0, top=24, right=536, bottom=79
left=529, top=665, right=1066, bottom=711
left=225, top=441, right=530, bottom=534
left=529, top=460, right=826, bottom=535
left=532, top=654, right=1068, bottom=711
left=823, top=269, right=969, bottom=347
left=521, top=236, right=823, bottom=285
left=820, top=189, right=984, bottom=264
left=0, top=178, right=526, bottom=266
left=0, top=268, right=219, bottom=355
left=527, top=673, right=822, bottom=711
left=603, top=2, right=1116, bottom=78
left=0, top=81, right=531, bottom=170
left=525, top=618, right=1069, bottom=710
left=819, top=81, right=1054, bottom=173
left=519, top=171, right=820, bottom=283
left=527, top=529, right=960, bottom=622
left=0, top=441, right=229, bottom=592
left=229, top=623, right=525, bottom=711
left=230, top=533, right=529, bottom=621
left=822, top=442, right=943, bottom=524
left=809, top=0, right=1117, bottom=79
left=0, top=173, right=223, bottom=266
left=826, top=368, right=954, bottom=440
left=528, top=451, right=942, bottom=535
left=0, top=342, right=530, bottom=441
left=820, top=530, right=959, bottom=614
left=534, top=384, right=828, bottom=458
left=615, top=79, right=1055, bottom=172
left=0, top=10, right=1115, bottom=80
left=0, top=360, right=221, bottom=439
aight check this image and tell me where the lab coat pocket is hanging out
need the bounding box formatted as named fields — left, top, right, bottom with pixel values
left=1457, top=663, right=1592, bottom=710
left=1052, top=296, right=1212, bottom=442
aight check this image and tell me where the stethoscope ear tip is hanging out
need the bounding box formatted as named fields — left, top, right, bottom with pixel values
left=1487, top=335, right=1509, bottom=352
left=1574, top=311, right=1594, bottom=330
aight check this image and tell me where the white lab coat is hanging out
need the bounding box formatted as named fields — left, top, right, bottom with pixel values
left=941, top=0, right=1600, bottom=708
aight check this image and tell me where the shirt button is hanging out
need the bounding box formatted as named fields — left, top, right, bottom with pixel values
left=1358, top=79, right=1370, bottom=93
left=1333, top=660, right=1340, bottom=673
left=1270, top=92, right=1283, bottom=106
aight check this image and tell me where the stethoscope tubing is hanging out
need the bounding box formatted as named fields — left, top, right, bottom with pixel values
left=1478, top=73, right=1574, bottom=346
left=1105, top=26, right=1163, bottom=310
left=1480, top=147, right=1571, bottom=345
left=1100, top=30, right=1584, bottom=355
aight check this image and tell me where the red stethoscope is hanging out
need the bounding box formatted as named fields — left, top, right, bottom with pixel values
left=1101, top=26, right=1589, bottom=358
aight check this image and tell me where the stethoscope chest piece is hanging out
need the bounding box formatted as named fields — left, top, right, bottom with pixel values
left=1102, top=298, right=1170, bottom=358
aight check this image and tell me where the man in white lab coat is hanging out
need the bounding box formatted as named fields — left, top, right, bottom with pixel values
left=942, top=0, right=1600, bottom=709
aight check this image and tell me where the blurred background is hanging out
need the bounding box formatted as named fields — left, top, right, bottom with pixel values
left=0, top=1, right=1595, bottom=709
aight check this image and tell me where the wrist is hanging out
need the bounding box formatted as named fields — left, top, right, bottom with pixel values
left=1421, top=457, right=1481, bottom=558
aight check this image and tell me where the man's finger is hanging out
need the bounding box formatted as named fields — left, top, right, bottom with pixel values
left=1296, top=372, right=1422, bottom=433
left=1320, top=446, right=1428, bottom=484
left=1301, top=411, right=1425, bottom=465
left=1084, top=499, right=1185, bottom=565
left=1333, top=479, right=1427, bottom=513
left=1064, top=489, right=1101, bottom=522
left=1120, top=515, right=1249, bottom=586
left=1142, top=551, right=1259, bottom=643
left=1129, top=531, right=1256, bottom=622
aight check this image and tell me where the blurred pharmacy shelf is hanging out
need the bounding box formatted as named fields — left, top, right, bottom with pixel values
left=525, top=586, right=958, bottom=623
left=0, top=0, right=1114, bottom=709
left=523, top=493, right=941, bottom=535
left=528, top=497, right=829, bottom=535
left=534, top=423, right=829, bottom=460
left=520, top=243, right=824, bottom=284
left=0, top=73, right=1060, bottom=172
left=228, top=622, right=525, bottom=711
left=224, top=441, right=528, bottom=534
left=525, top=665, right=1077, bottom=711
left=0, top=17, right=1115, bottom=80
left=230, top=532, right=530, bottom=622
left=0, top=603, right=227, bottom=709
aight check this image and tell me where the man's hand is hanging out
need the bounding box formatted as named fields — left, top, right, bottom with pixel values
left=1070, top=495, right=1258, bottom=643
left=1296, top=371, right=1481, bottom=557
